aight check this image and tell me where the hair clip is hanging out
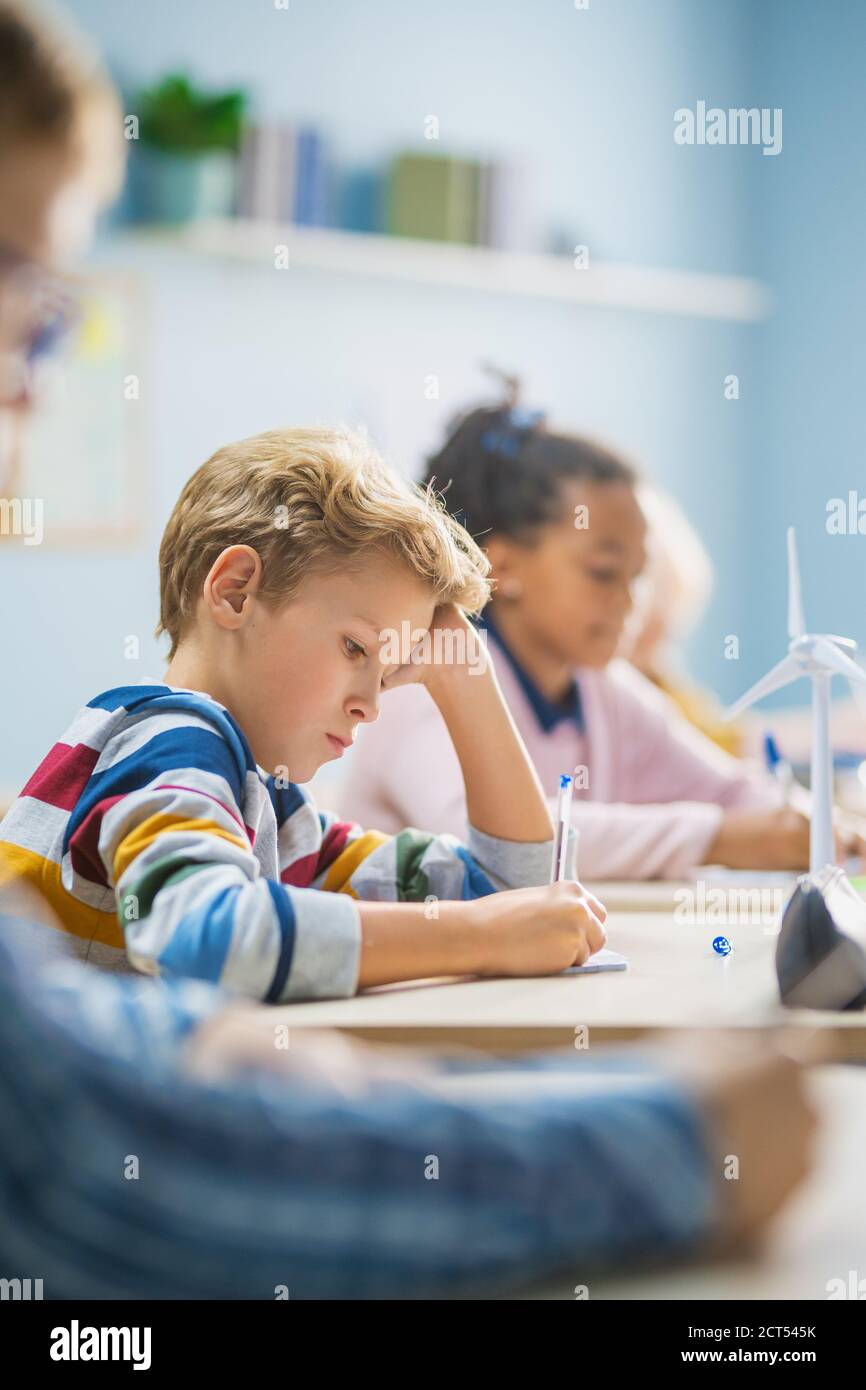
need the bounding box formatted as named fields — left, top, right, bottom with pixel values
left=480, top=407, right=544, bottom=458
left=480, top=428, right=521, bottom=457
left=507, top=407, right=544, bottom=430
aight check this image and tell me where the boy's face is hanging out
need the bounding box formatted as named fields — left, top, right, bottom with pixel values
left=490, top=480, right=648, bottom=669
left=222, top=554, right=436, bottom=782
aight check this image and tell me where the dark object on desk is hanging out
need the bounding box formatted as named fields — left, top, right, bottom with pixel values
left=776, top=868, right=866, bottom=1011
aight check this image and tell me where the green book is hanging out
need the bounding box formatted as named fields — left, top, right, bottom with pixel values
left=387, top=152, right=481, bottom=244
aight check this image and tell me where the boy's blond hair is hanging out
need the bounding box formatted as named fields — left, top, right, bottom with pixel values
left=157, top=426, right=492, bottom=657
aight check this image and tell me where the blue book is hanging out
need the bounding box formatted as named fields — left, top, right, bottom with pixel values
left=294, top=127, right=329, bottom=226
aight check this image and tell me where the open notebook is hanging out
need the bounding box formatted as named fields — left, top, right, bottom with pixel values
left=562, top=947, right=627, bottom=975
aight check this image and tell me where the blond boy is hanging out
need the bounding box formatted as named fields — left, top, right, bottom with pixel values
left=0, top=426, right=606, bottom=997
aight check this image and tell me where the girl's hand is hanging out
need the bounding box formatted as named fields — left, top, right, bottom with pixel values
left=707, top=808, right=811, bottom=870
left=708, top=807, right=866, bottom=871
left=833, top=811, right=866, bottom=866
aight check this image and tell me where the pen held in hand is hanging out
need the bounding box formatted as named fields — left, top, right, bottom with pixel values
left=550, top=772, right=574, bottom=883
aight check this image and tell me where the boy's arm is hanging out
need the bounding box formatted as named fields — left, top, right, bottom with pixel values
left=94, top=678, right=589, bottom=1002
left=420, top=610, right=554, bottom=845
left=108, top=795, right=363, bottom=1004
left=89, top=710, right=363, bottom=1002
left=313, top=815, right=584, bottom=998
left=317, top=608, right=589, bottom=990
left=95, top=708, right=588, bottom=1002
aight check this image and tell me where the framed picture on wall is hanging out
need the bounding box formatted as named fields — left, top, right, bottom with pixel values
left=1, top=270, right=146, bottom=547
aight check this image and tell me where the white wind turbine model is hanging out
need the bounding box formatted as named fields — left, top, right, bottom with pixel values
left=727, top=527, right=866, bottom=874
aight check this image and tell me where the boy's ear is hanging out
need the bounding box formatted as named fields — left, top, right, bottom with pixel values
left=203, top=545, right=263, bottom=631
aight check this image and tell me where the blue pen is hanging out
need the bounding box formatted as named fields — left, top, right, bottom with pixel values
left=550, top=773, right=574, bottom=883
left=764, top=731, right=794, bottom=806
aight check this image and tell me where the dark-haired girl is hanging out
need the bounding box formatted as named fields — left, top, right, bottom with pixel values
left=343, top=404, right=865, bottom=878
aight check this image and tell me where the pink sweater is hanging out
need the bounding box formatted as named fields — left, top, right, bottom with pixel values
left=339, top=632, right=780, bottom=881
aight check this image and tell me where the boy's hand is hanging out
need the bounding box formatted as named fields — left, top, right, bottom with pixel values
left=379, top=603, right=553, bottom=846
left=381, top=604, right=489, bottom=693
left=467, top=881, right=608, bottom=977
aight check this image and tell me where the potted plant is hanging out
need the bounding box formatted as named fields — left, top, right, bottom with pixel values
left=134, top=73, right=247, bottom=223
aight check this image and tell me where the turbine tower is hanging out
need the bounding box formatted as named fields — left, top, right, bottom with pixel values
left=727, top=527, right=866, bottom=874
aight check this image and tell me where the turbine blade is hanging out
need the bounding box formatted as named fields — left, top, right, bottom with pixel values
left=725, top=655, right=803, bottom=721
left=811, top=635, right=866, bottom=687
left=788, top=526, right=806, bottom=640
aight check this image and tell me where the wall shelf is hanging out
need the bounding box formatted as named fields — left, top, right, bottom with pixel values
left=132, top=219, right=768, bottom=323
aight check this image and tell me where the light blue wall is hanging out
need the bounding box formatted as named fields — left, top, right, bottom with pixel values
left=71, top=0, right=756, bottom=273
left=743, top=0, right=866, bottom=707
left=5, top=0, right=836, bottom=791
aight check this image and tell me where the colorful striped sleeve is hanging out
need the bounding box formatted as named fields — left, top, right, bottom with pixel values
left=84, top=703, right=361, bottom=1003
left=306, top=811, right=558, bottom=904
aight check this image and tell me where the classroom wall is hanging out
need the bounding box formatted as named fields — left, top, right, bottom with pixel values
left=743, top=0, right=866, bottom=708
left=2, top=0, right=830, bottom=793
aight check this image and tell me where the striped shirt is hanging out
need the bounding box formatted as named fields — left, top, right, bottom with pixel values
left=0, top=920, right=718, bottom=1298
left=0, top=681, right=553, bottom=1001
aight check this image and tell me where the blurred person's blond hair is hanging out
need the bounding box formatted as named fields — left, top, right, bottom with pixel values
left=158, top=426, right=493, bottom=659
left=637, top=483, right=714, bottom=641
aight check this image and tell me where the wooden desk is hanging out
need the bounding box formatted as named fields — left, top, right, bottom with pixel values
left=278, top=912, right=866, bottom=1058
left=584, top=874, right=800, bottom=914
left=587, top=873, right=866, bottom=914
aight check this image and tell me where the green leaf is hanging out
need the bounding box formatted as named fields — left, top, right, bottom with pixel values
left=136, top=72, right=248, bottom=153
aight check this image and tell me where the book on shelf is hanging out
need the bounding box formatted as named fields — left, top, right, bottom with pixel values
left=386, top=151, right=531, bottom=249
left=386, top=152, right=482, bottom=244
left=236, top=131, right=532, bottom=250
left=237, top=122, right=328, bottom=226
